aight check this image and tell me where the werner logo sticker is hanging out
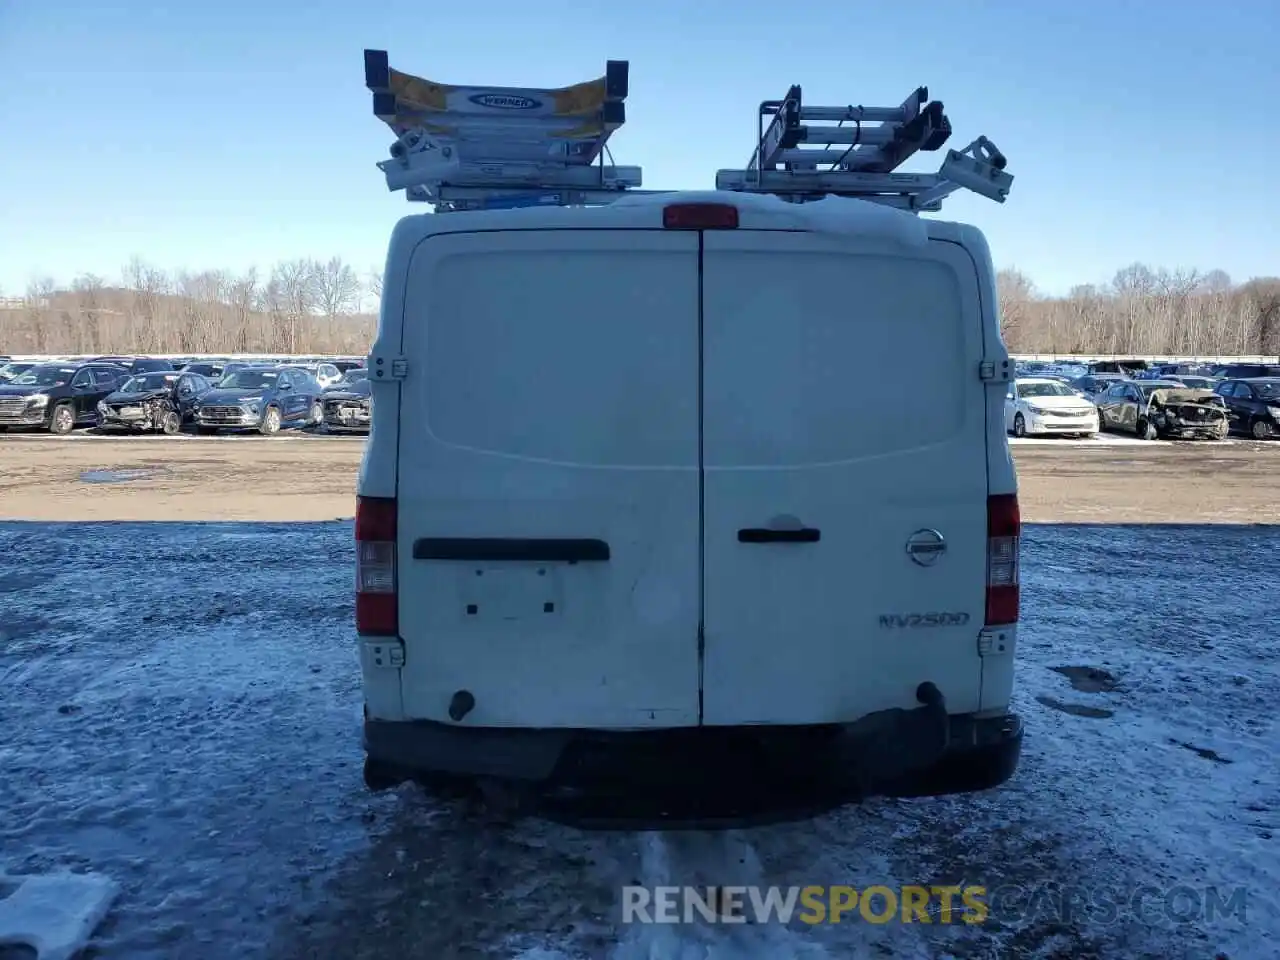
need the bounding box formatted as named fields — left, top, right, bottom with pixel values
left=469, top=93, right=541, bottom=110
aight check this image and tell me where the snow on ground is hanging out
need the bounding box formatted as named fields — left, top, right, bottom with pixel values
left=0, top=521, right=1276, bottom=959
left=0, top=872, right=117, bottom=960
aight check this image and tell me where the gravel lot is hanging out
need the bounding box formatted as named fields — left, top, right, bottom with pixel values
left=0, top=434, right=1277, bottom=524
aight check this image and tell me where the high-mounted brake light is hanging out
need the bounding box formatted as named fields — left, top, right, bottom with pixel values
left=355, top=495, right=397, bottom=636
left=663, top=203, right=739, bottom=230
left=985, top=493, right=1020, bottom=626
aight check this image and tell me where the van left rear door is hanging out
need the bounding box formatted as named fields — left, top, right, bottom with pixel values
left=394, top=229, right=704, bottom=729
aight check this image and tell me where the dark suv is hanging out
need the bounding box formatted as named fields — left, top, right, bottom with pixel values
left=0, top=362, right=129, bottom=433
left=1213, top=364, right=1280, bottom=380
left=1214, top=378, right=1280, bottom=440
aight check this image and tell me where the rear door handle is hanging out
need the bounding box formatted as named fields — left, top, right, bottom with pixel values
left=737, top=527, right=820, bottom=544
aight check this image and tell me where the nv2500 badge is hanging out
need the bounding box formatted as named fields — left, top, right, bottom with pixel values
left=879, top=612, right=972, bottom=628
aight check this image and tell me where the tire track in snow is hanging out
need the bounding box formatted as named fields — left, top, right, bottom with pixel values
left=608, top=831, right=835, bottom=959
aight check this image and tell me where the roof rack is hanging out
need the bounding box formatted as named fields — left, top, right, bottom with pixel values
left=363, top=49, right=639, bottom=211
left=714, top=85, right=1011, bottom=212
left=363, top=52, right=1013, bottom=214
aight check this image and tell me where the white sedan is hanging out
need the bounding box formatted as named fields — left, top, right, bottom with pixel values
left=1005, top=377, right=1100, bottom=438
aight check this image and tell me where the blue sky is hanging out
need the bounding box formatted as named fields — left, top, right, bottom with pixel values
left=1, top=0, right=1276, bottom=297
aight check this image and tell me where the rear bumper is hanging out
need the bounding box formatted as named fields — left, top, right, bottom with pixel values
left=363, top=709, right=1023, bottom=826
left=321, top=419, right=370, bottom=433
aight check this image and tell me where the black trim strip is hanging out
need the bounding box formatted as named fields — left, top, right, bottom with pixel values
left=412, top=537, right=610, bottom=562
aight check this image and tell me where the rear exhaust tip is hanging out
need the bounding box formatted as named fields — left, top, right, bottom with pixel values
left=915, top=681, right=944, bottom=708
left=449, top=690, right=476, bottom=722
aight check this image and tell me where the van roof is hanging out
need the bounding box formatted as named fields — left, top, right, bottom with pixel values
left=386, top=190, right=989, bottom=252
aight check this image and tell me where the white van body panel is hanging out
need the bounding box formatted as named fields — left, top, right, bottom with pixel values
left=359, top=191, right=1019, bottom=732
left=699, top=230, right=989, bottom=724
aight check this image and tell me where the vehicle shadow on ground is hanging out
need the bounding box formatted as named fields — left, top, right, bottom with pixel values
left=268, top=524, right=1277, bottom=960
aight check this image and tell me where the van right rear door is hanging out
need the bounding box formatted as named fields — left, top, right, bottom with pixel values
left=699, top=229, right=991, bottom=725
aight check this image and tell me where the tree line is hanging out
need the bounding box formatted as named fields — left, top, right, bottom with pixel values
left=1, top=257, right=381, bottom=357
left=998, top=265, right=1280, bottom=357
left=2, top=257, right=1278, bottom=357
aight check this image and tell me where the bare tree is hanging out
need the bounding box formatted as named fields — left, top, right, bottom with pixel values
left=21, top=278, right=57, bottom=352
left=365, top=267, right=383, bottom=314
left=271, top=259, right=318, bottom=354
left=316, top=257, right=360, bottom=320
left=72, top=273, right=108, bottom=354
left=227, top=269, right=260, bottom=352
left=996, top=269, right=1037, bottom=349
left=123, top=258, right=171, bottom=352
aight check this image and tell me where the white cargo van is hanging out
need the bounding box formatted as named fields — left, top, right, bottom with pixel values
left=354, top=190, right=1023, bottom=816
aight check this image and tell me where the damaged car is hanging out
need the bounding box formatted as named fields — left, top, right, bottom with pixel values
left=319, top=371, right=371, bottom=434
left=1096, top=379, right=1228, bottom=440
left=96, top=370, right=215, bottom=434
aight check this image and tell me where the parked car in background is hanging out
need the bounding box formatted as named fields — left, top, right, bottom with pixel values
left=1070, top=373, right=1125, bottom=397
left=1164, top=375, right=1218, bottom=391
left=333, top=366, right=369, bottom=387
left=282, top=361, right=343, bottom=389
left=319, top=374, right=371, bottom=434
left=180, top=360, right=228, bottom=380
left=97, top=370, right=215, bottom=434
left=1212, top=363, right=1280, bottom=379
left=0, top=360, right=36, bottom=383
left=332, top=358, right=366, bottom=373
left=1146, top=363, right=1217, bottom=379
left=217, top=361, right=257, bottom=379
left=0, top=362, right=128, bottom=434
left=1096, top=380, right=1228, bottom=440
left=192, top=365, right=323, bottom=436
left=1214, top=378, right=1280, bottom=440
left=1006, top=378, right=1100, bottom=438
left=88, top=356, right=175, bottom=374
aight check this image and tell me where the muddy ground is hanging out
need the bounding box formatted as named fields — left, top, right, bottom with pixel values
left=0, top=434, right=1276, bottom=524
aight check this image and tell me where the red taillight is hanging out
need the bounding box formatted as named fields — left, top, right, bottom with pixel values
left=663, top=203, right=739, bottom=230
left=355, top=495, right=397, bottom=635
left=985, top=493, right=1020, bottom=626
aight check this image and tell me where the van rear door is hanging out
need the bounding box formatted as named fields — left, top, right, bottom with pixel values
left=395, top=229, right=702, bottom=728
left=699, top=230, right=989, bottom=725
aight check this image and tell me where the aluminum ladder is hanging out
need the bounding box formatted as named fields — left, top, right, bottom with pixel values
left=364, top=49, right=639, bottom=210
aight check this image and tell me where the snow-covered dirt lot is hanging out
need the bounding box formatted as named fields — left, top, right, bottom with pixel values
left=1, top=520, right=1275, bottom=960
